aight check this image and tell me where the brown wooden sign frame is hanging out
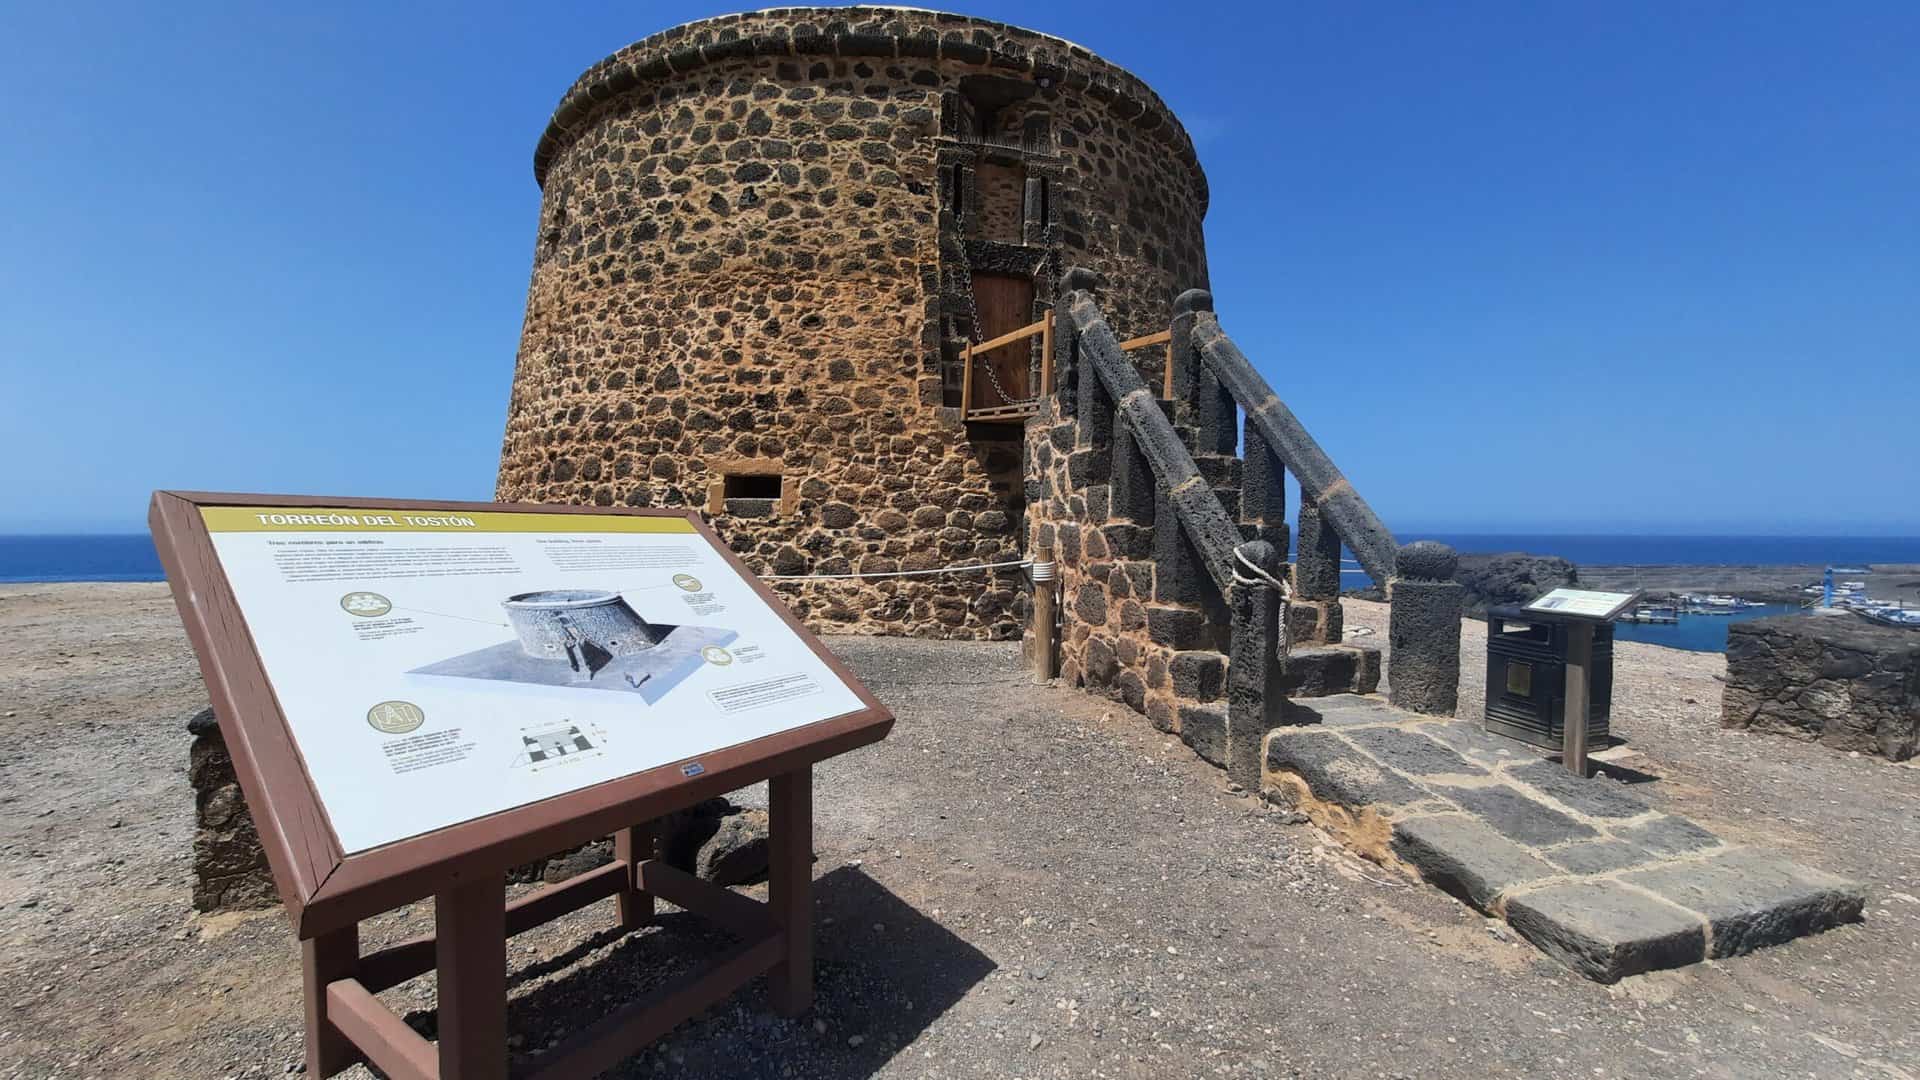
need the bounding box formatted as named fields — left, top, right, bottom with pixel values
left=150, top=491, right=895, bottom=1079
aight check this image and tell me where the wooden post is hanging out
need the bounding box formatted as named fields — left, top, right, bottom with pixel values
left=1040, top=311, right=1054, bottom=397
left=1563, top=621, right=1593, bottom=777
left=614, top=821, right=658, bottom=931
left=302, top=925, right=360, bottom=1077
left=959, top=340, right=975, bottom=419
left=767, top=767, right=813, bottom=1016
left=1162, top=340, right=1175, bottom=401
left=1032, top=541, right=1057, bottom=681
left=436, top=875, right=508, bottom=1080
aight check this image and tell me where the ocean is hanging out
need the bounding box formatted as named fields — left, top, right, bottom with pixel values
left=5, top=532, right=1915, bottom=652
left=0, top=535, right=165, bottom=583
left=1332, top=532, right=1920, bottom=654
left=1393, top=534, right=1920, bottom=568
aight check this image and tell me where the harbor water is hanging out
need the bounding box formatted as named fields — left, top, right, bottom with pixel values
left=1607, top=603, right=1802, bottom=653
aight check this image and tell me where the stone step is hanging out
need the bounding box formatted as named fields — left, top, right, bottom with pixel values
left=1279, top=644, right=1380, bottom=698
left=1260, top=694, right=1866, bottom=983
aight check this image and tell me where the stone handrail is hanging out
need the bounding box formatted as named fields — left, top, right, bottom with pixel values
left=1167, top=287, right=1463, bottom=716
left=1062, top=291, right=1245, bottom=595
left=1186, top=304, right=1398, bottom=586
left=1058, top=286, right=1285, bottom=783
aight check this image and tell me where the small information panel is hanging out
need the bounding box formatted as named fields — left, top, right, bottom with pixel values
left=198, top=504, right=866, bottom=854
left=1522, top=587, right=1640, bottom=623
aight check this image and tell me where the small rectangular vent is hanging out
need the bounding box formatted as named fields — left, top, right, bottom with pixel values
left=724, top=474, right=781, bottom=499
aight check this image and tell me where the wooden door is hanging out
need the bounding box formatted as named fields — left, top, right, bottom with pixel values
left=970, top=273, right=1034, bottom=406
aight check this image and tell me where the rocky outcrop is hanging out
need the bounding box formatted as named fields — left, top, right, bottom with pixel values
left=1723, top=615, right=1920, bottom=761
left=1452, top=553, right=1578, bottom=615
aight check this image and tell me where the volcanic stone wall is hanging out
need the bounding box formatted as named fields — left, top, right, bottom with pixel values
left=1026, top=400, right=1234, bottom=736
left=497, top=8, right=1209, bottom=639
left=1724, top=615, right=1920, bottom=761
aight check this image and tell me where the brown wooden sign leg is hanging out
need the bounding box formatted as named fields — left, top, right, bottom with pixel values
left=303, top=924, right=360, bottom=1077
left=436, top=875, right=509, bottom=1080
left=767, top=766, right=814, bottom=1016
left=614, top=820, right=659, bottom=931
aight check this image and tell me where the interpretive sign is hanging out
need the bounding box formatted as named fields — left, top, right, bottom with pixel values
left=198, top=504, right=864, bottom=853
left=153, top=492, right=892, bottom=1079
left=1523, top=587, right=1639, bottom=623
left=149, top=492, right=891, bottom=933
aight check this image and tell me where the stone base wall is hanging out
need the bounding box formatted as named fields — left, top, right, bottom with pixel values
left=1025, top=405, right=1231, bottom=737
left=185, top=710, right=778, bottom=914
left=1723, top=615, right=1920, bottom=761
left=187, top=709, right=277, bottom=913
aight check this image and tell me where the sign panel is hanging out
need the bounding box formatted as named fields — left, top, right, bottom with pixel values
left=200, top=506, right=866, bottom=854
left=1522, top=587, right=1639, bottom=623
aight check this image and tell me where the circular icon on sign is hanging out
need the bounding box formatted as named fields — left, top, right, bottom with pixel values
left=367, top=701, right=425, bottom=734
left=700, top=646, right=734, bottom=666
left=340, top=591, right=393, bottom=618
left=673, top=574, right=703, bottom=592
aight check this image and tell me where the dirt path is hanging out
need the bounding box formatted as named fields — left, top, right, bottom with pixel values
left=3, top=584, right=1918, bottom=1078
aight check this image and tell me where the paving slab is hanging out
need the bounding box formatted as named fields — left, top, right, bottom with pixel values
left=1265, top=728, right=1431, bottom=808
left=1504, top=880, right=1707, bottom=983
left=1624, top=848, right=1867, bottom=958
left=1616, top=814, right=1722, bottom=855
left=1390, top=814, right=1557, bottom=911
left=1282, top=693, right=1399, bottom=728
left=1258, top=694, right=1867, bottom=983
left=1343, top=726, right=1489, bottom=779
left=1544, top=839, right=1660, bottom=876
left=1505, top=758, right=1650, bottom=819
left=1421, top=716, right=1533, bottom=768
left=1429, top=782, right=1599, bottom=847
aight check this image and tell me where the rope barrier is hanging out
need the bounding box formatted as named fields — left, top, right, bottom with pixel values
left=1231, top=546, right=1294, bottom=658
left=765, top=558, right=1034, bottom=581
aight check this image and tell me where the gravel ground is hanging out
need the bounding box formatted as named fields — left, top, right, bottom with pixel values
left=3, top=583, right=1919, bottom=1079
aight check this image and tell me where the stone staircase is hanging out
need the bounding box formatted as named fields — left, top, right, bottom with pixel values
left=1027, top=272, right=1465, bottom=788
left=1027, top=273, right=1865, bottom=983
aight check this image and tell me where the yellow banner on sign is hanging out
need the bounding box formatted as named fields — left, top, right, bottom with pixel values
left=200, top=507, right=697, bottom=535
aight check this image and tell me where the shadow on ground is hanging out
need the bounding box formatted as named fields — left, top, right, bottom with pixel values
left=398, top=867, right=994, bottom=1078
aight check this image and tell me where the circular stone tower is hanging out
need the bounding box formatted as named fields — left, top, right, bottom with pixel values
left=498, top=7, right=1209, bottom=639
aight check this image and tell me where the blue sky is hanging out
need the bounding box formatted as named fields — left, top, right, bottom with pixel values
left=2, top=2, right=1915, bottom=535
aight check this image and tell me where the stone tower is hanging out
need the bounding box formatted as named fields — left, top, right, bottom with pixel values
left=498, top=7, right=1209, bottom=638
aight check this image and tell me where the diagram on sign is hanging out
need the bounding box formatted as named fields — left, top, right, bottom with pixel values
left=509, top=721, right=607, bottom=771
left=408, top=588, right=738, bottom=705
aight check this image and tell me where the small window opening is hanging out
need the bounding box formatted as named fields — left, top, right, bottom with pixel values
left=724, top=474, right=782, bottom=499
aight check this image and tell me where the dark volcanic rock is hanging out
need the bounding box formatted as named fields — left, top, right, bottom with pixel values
left=186, top=709, right=276, bottom=913
left=1723, top=614, right=1920, bottom=761
left=1452, top=552, right=1578, bottom=615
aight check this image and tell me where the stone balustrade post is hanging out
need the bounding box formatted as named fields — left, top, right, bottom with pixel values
left=1109, top=425, right=1156, bottom=523
left=1192, top=359, right=1237, bottom=459
left=1152, top=491, right=1209, bottom=607
left=1241, top=422, right=1289, bottom=557
left=1227, top=540, right=1285, bottom=788
left=1059, top=267, right=1104, bottom=419
left=1388, top=541, right=1463, bottom=715
left=1169, top=288, right=1213, bottom=413
left=1290, top=495, right=1344, bottom=644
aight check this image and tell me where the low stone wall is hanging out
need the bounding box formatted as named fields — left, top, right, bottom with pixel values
left=185, top=709, right=772, bottom=913
left=187, top=708, right=277, bottom=912
left=1723, top=615, right=1920, bottom=761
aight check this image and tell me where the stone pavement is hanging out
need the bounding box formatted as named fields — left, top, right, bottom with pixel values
left=1260, top=694, right=1867, bottom=982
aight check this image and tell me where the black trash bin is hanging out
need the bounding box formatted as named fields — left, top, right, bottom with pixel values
left=1484, top=605, right=1612, bottom=750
